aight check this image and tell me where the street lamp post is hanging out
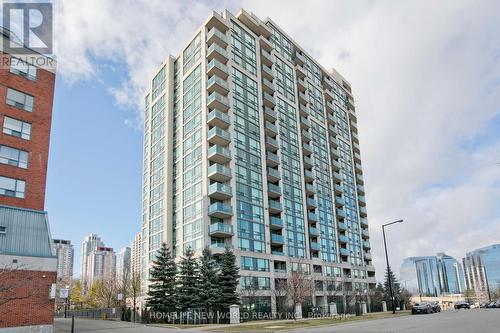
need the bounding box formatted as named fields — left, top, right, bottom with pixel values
left=382, top=219, right=404, bottom=314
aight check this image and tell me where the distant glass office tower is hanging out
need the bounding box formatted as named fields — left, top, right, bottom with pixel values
left=463, top=244, right=500, bottom=297
left=400, top=253, right=464, bottom=296
left=141, top=9, right=375, bottom=310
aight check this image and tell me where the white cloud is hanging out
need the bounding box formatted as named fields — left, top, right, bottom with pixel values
left=54, top=0, right=500, bottom=281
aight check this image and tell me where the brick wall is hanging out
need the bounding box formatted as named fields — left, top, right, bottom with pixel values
left=0, top=53, right=56, bottom=211
left=0, top=269, right=56, bottom=328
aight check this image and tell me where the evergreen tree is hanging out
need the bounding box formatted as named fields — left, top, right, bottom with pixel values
left=198, top=247, right=220, bottom=313
left=383, top=266, right=401, bottom=310
left=176, top=247, right=201, bottom=311
left=216, top=247, right=240, bottom=311
left=147, top=243, right=177, bottom=316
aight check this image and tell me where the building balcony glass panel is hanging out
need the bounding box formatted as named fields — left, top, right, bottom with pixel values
left=208, top=182, right=232, bottom=200
left=330, top=136, right=339, bottom=148
left=207, top=91, right=230, bottom=111
left=305, top=183, right=315, bottom=195
left=267, top=167, right=280, bottom=182
left=269, top=216, right=283, bottom=229
left=334, top=184, right=343, bottom=194
left=207, top=75, right=229, bottom=95
left=262, top=77, right=275, bottom=94
left=302, top=143, right=312, bottom=155
left=207, top=59, right=229, bottom=79
left=208, top=202, right=233, bottom=218
left=324, top=89, right=334, bottom=101
left=263, top=106, right=277, bottom=121
left=207, top=44, right=229, bottom=63
left=300, top=116, right=311, bottom=129
left=302, top=129, right=311, bottom=142
left=338, top=235, right=348, bottom=244
left=306, top=197, right=317, bottom=208
left=268, top=199, right=282, bottom=213
left=208, top=222, right=233, bottom=237
left=266, top=151, right=280, bottom=167
left=361, top=229, right=370, bottom=239
left=356, top=174, right=364, bottom=185
left=262, top=65, right=274, bottom=80
left=303, top=155, right=313, bottom=169
left=309, top=227, right=320, bottom=236
left=364, top=253, right=372, bottom=260
left=265, top=136, right=279, bottom=152
left=336, top=209, right=346, bottom=218
left=304, top=169, right=314, bottom=182
left=271, top=233, right=285, bottom=245
left=261, top=49, right=274, bottom=66
left=363, top=241, right=371, bottom=249
left=296, top=64, right=306, bottom=78
left=354, top=152, right=362, bottom=163
left=207, top=109, right=230, bottom=128
left=208, top=164, right=232, bottom=182
left=357, top=184, right=365, bottom=195
left=329, top=124, right=339, bottom=135
left=267, top=182, right=281, bottom=198
left=298, top=91, right=307, bottom=103
left=355, top=162, right=363, bottom=173
left=331, top=159, right=341, bottom=171
left=360, top=218, right=368, bottom=228
left=333, top=172, right=341, bottom=182
left=297, top=78, right=306, bottom=91
left=263, top=92, right=276, bottom=107
left=272, top=250, right=284, bottom=256
left=299, top=104, right=309, bottom=117
left=359, top=206, right=367, bottom=216
left=358, top=196, right=366, bottom=207
left=337, top=221, right=347, bottom=231
left=310, top=242, right=320, bottom=251
left=208, top=127, right=231, bottom=146
left=206, top=27, right=228, bottom=48
left=325, top=101, right=334, bottom=111
left=208, top=145, right=231, bottom=163
left=353, top=142, right=360, bottom=153
left=308, top=212, right=318, bottom=222
left=295, top=52, right=305, bottom=65
left=264, top=121, right=278, bottom=136
left=340, top=248, right=349, bottom=256
left=335, top=196, right=345, bottom=207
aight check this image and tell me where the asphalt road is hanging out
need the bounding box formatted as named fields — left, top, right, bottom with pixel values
left=54, top=309, right=500, bottom=333
left=293, top=309, right=500, bottom=333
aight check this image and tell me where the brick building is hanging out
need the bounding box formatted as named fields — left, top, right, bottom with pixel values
left=0, top=27, right=57, bottom=333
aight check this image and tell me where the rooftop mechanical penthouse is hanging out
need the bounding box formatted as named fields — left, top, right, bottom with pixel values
left=141, top=9, right=375, bottom=311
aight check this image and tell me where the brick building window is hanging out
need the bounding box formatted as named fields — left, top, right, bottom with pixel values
left=3, top=116, right=31, bottom=140
left=6, top=88, right=34, bottom=112
left=0, top=145, right=29, bottom=168
left=0, top=176, right=25, bottom=198
left=9, top=57, right=37, bottom=81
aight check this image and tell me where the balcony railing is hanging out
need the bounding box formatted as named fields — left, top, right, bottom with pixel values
left=207, top=109, right=230, bottom=128
left=208, top=182, right=232, bottom=200
left=208, top=223, right=234, bottom=237
left=208, top=164, right=231, bottom=182
left=271, top=234, right=285, bottom=245
left=208, top=127, right=231, bottom=146
left=208, top=202, right=233, bottom=218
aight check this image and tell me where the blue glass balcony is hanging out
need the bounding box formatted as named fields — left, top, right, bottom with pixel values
left=267, top=167, right=280, bottom=182
left=207, top=109, right=230, bottom=129
left=309, top=227, right=320, bottom=236
left=337, top=222, right=347, bottom=231
left=336, top=209, right=346, bottom=218
left=269, top=216, right=283, bottom=229
left=207, top=91, right=229, bottom=111
left=308, top=212, right=318, bottom=222
left=208, top=127, right=231, bottom=146
left=360, top=218, right=368, bottom=227
left=363, top=241, right=371, bottom=249
left=208, top=164, right=231, bottom=182
left=359, top=206, right=367, bottom=217
left=361, top=229, right=370, bottom=239
left=268, top=199, right=282, bottom=213
left=266, top=151, right=280, bottom=167
left=267, top=183, right=281, bottom=198
left=338, top=235, right=348, bottom=244
left=310, top=242, right=320, bottom=251
left=262, top=64, right=274, bottom=80
left=207, top=44, right=229, bottom=63
left=206, top=28, right=228, bottom=48
left=263, top=106, right=277, bottom=121
left=271, top=233, right=285, bottom=245
left=306, top=197, right=317, bottom=208
left=207, top=75, right=229, bottom=95
left=340, top=248, right=349, bottom=256
left=208, top=223, right=233, bottom=237
left=208, top=202, right=233, bottom=218
left=207, top=145, right=231, bottom=163
left=208, top=182, right=232, bottom=200
left=207, top=59, right=229, bottom=79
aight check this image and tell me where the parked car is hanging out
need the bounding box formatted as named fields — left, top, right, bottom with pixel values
left=412, top=302, right=433, bottom=314
left=486, top=301, right=500, bottom=308
left=430, top=301, right=441, bottom=312
left=454, top=302, right=470, bottom=309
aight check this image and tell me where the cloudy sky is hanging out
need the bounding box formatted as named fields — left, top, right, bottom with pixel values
left=43, top=0, right=499, bottom=279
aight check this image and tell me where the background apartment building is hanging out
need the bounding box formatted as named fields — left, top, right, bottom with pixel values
left=463, top=244, right=500, bottom=299
left=80, top=233, right=104, bottom=289
left=0, top=27, right=57, bottom=331
left=116, top=246, right=131, bottom=281
left=140, top=9, right=375, bottom=312
left=130, top=232, right=141, bottom=276
left=52, top=239, right=74, bottom=282
left=400, top=253, right=465, bottom=297
left=85, top=246, right=116, bottom=288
